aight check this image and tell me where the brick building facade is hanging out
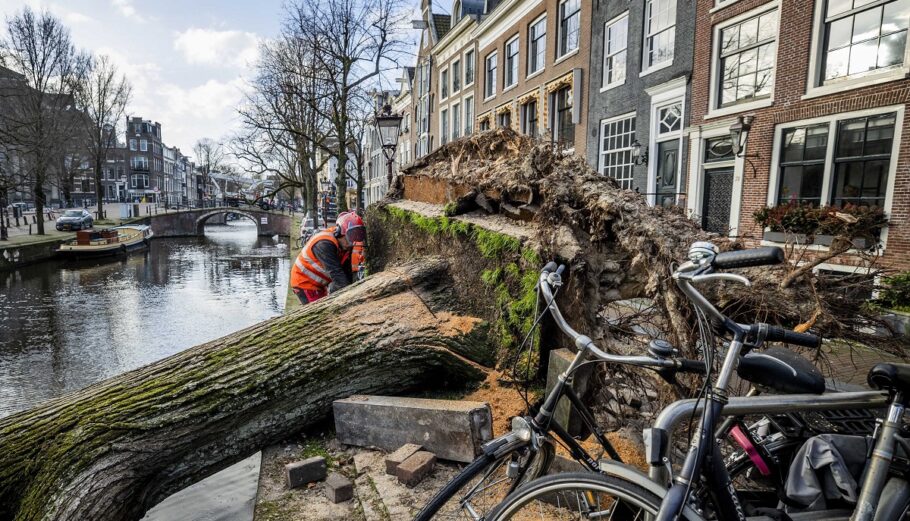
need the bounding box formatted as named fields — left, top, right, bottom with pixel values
left=687, top=0, right=910, bottom=270
left=474, top=0, right=592, bottom=155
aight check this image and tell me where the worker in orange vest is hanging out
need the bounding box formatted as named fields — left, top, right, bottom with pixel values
left=290, top=211, right=366, bottom=305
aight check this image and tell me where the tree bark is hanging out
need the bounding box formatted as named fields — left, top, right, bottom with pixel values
left=0, top=258, right=488, bottom=521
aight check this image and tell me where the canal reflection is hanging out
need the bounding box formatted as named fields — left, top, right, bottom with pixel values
left=0, top=220, right=290, bottom=418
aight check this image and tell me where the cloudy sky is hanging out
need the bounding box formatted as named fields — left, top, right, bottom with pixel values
left=0, top=0, right=286, bottom=158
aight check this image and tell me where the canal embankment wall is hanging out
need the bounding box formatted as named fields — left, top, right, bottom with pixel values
left=0, top=237, right=68, bottom=271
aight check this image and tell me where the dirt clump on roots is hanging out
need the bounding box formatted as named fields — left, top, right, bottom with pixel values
left=394, top=128, right=907, bottom=358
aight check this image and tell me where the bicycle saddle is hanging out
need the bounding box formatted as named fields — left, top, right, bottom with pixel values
left=737, top=346, right=826, bottom=395
left=868, top=363, right=910, bottom=396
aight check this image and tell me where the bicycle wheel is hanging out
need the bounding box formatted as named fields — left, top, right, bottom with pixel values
left=486, top=472, right=668, bottom=521
left=414, top=438, right=554, bottom=521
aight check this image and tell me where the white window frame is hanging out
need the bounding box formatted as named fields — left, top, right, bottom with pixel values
left=452, top=59, right=461, bottom=94
left=765, top=105, right=904, bottom=249
left=805, top=0, right=910, bottom=100
left=598, top=111, right=637, bottom=190
left=504, top=35, right=520, bottom=91
left=464, top=49, right=476, bottom=87
left=601, top=11, right=629, bottom=92
left=527, top=14, right=547, bottom=79
left=557, top=0, right=581, bottom=60
left=645, top=78, right=687, bottom=207
left=484, top=51, right=498, bottom=101
left=140, top=139, right=148, bottom=152
left=440, top=67, right=449, bottom=101
left=463, top=95, right=474, bottom=135
left=440, top=107, right=449, bottom=144
left=707, top=1, right=780, bottom=119
left=711, top=0, right=744, bottom=13
left=641, top=0, right=677, bottom=76
left=452, top=101, right=462, bottom=139
left=129, top=139, right=137, bottom=151
left=520, top=97, right=540, bottom=136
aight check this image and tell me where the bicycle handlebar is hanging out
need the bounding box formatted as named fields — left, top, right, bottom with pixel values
left=749, top=323, right=821, bottom=349
left=537, top=272, right=699, bottom=374
left=713, top=246, right=784, bottom=270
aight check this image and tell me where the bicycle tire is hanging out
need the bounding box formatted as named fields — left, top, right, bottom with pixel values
left=413, top=438, right=554, bottom=521
left=486, top=472, right=696, bottom=521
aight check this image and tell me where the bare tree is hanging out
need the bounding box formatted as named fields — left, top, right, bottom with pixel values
left=76, top=54, right=132, bottom=220
left=193, top=138, right=224, bottom=205
left=0, top=7, right=90, bottom=233
left=292, top=0, right=410, bottom=213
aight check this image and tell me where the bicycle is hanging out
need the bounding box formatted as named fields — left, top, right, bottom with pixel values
left=414, top=257, right=841, bottom=521
left=485, top=243, right=910, bottom=521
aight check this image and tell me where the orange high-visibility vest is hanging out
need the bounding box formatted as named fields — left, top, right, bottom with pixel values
left=291, top=228, right=350, bottom=291
left=351, top=242, right=365, bottom=273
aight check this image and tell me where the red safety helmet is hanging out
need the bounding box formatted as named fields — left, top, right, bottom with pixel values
left=336, top=211, right=366, bottom=243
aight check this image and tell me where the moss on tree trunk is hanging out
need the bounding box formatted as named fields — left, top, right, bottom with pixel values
left=0, top=259, right=487, bottom=521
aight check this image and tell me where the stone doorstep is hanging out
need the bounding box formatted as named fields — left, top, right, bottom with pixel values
left=285, top=456, right=327, bottom=489
left=396, top=451, right=437, bottom=488
left=385, top=443, right=423, bottom=475
left=333, top=395, right=493, bottom=463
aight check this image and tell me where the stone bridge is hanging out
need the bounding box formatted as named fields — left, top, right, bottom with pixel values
left=145, top=207, right=292, bottom=238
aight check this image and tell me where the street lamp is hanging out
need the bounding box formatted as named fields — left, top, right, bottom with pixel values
left=729, top=115, right=754, bottom=157
left=373, top=104, right=403, bottom=190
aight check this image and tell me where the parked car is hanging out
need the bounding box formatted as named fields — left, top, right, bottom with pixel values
left=56, top=209, right=93, bottom=231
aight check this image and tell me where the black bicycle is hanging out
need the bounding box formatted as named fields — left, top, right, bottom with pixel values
left=414, top=258, right=831, bottom=520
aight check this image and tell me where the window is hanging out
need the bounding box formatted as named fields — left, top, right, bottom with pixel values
left=603, top=14, right=629, bottom=88
left=777, top=125, right=829, bottom=205
left=529, top=16, right=547, bottom=75
left=132, top=174, right=148, bottom=189
left=505, top=37, right=519, bottom=88
left=552, top=86, right=575, bottom=147
left=480, top=118, right=490, bottom=131
left=558, top=0, right=581, bottom=57
left=498, top=110, right=512, bottom=128
left=657, top=103, right=682, bottom=134
left=820, top=0, right=910, bottom=84
left=441, top=108, right=449, bottom=145
left=644, top=0, right=677, bottom=69
left=774, top=112, right=896, bottom=209
left=140, top=139, right=148, bottom=152
left=131, top=156, right=148, bottom=170
left=464, top=96, right=474, bottom=135
left=704, top=136, right=735, bottom=163
left=452, top=102, right=461, bottom=139
left=521, top=100, right=538, bottom=136
left=832, top=113, right=895, bottom=207
left=129, top=139, right=137, bottom=151
left=441, top=68, right=449, bottom=99
left=452, top=60, right=461, bottom=92
left=717, top=9, right=778, bottom=108
left=599, top=114, right=636, bottom=189
left=465, top=50, right=475, bottom=85
left=485, top=52, right=498, bottom=98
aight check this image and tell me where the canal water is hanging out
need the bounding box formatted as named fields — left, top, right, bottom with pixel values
left=0, top=220, right=291, bottom=418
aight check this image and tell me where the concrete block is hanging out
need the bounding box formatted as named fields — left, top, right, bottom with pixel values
left=396, top=451, right=436, bottom=487
left=385, top=443, right=423, bottom=475
left=324, top=472, right=353, bottom=503
left=545, top=348, right=594, bottom=439
left=285, top=456, right=327, bottom=489
left=333, top=395, right=493, bottom=463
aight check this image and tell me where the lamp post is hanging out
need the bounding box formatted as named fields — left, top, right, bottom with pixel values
left=373, top=105, right=403, bottom=195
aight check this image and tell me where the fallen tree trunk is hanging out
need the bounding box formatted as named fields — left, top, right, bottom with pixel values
left=0, top=258, right=487, bottom=521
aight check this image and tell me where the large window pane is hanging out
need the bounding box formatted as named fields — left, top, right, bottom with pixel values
left=822, top=0, right=909, bottom=84
left=716, top=9, right=777, bottom=107
left=599, top=115, right=636, bottom=189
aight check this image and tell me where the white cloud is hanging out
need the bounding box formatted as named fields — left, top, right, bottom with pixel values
left=62, top=11, right=93, bottom=24
left=111, top=0, right=145, bottom=22
left=173, top=28, right=260, bottom=70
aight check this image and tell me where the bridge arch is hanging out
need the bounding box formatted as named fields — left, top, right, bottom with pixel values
left=194, top=209, right=261, bottom=235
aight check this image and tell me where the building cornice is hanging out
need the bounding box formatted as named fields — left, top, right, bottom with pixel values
left=475, top=0, right=544, bottom=50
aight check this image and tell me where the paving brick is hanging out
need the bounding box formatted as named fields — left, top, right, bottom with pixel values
left=396, top=451, right=436, bottom=487
left=324, top=472, right=354, bottom=503
left=285, top=456, right=327, bottom=489
left=385, top=443, right=423, bottom=475
left=333, top=395, right=493, bottom=463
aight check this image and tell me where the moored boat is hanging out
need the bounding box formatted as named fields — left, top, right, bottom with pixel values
left=56, top=225, right=153, bottom=258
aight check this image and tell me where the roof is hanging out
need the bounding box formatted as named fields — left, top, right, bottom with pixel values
left=433, top=14, right=451, bottom=39
left=458, top=0, right=486, bottom=17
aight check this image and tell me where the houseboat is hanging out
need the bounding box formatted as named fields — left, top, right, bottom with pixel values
left=56, top=225, right=153, bottom=259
